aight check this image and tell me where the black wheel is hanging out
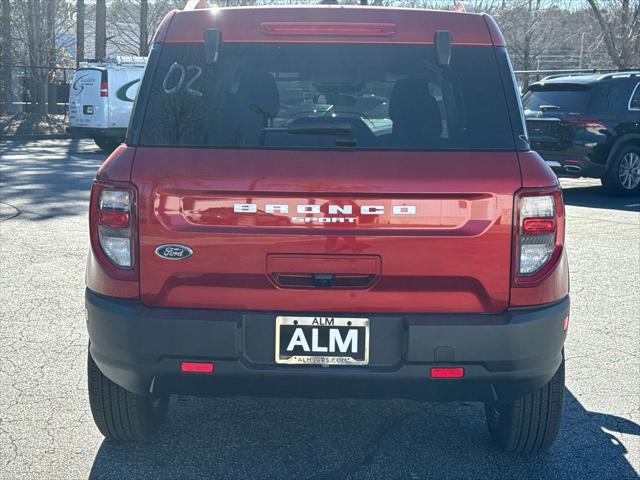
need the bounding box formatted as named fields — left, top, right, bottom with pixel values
left=93, top=136, right=119, bottom=152
left=484, top=355, right=564, bottom=453
left=88, top=349, right=169, bottom=441
left=602, top=144, right=640, bottom=196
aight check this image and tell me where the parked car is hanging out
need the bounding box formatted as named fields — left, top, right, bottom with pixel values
left=68, top=56, right=146, bottom=151
left=85, top=2, right=569, bottom=453
left=523, top=72, right=640, bottom=195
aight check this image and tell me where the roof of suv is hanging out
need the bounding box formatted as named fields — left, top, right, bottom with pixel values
left=155, top=5, right=504, bottom=46
left=534, top=71, right=640, bottom=86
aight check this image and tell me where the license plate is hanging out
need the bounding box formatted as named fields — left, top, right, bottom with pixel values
left=275, top=316, right=369, bottom=365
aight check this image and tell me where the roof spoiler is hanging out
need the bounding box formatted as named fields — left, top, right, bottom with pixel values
left=184, top=0, right=210, bottom=10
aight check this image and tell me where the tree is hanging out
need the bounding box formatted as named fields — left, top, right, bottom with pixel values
left=107, top=0, right=184, bottom=56
left=1, top=0, right=13, bottom=112
left=96, top=0, right=106, bottom=59
left=586, top=0, right=640, bottom=68
left=11, top=0, right=58, bottom=113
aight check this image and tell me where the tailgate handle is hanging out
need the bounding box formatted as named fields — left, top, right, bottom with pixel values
left=312, top=274, right=334, bottom=288
left=267, top=254, right=381, bottom=289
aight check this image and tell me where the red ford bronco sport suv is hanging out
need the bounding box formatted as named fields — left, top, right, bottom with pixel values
left=86, top=3, right=569, bottom=453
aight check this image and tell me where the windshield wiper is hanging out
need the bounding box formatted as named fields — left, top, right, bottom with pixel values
left=263, top=123, right=357, bottom=146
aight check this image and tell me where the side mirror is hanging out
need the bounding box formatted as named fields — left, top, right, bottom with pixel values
left=434, top=30, right=451, bottom=68
left=204, top=29, right=221, bottom=64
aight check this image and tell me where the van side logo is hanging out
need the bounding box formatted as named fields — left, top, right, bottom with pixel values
left=155, top=244, right=193, bottom=260
left=115, top=78, right=141, bottom=102
left=72, top=73, right=91, bottom=94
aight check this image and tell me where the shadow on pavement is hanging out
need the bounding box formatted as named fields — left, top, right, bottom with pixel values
left=561, top=183, right=640, bottom=212
left=0, top=139, right=106, bottom=220
left=88, top=390, right=639, bottom=480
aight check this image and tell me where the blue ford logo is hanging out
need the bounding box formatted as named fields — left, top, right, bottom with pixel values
left=155, top=244, right=193, bottom=260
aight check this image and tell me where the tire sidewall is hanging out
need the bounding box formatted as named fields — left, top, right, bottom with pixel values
left=604, top=144, right=640, bottom=196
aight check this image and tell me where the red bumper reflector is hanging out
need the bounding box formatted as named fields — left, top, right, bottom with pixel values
left=563, top=316, right=569, bottom=331
left=430, top=367, right=464, bottom=378
left=180, top=362, right=215, bottom=373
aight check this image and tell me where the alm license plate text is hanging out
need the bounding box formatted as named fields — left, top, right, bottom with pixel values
left=275, top=316, right=369, bottom=365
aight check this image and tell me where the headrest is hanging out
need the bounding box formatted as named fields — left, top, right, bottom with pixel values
left=237, top=71, right=280, bottom=117
left=389, top=78, right=439, bottom=123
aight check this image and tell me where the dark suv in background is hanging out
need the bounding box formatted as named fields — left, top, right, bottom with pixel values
left=523, top=72, right=640, bottom=196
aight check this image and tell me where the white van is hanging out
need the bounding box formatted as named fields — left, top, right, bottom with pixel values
left=68, top=57, right=146, bottom=151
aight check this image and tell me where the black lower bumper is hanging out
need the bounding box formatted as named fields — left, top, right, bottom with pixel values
left=67, top=127, right=126, bottom=140
left=86, top=289, right=569, bottom=403
left=532, top=147, right=606, bottom=179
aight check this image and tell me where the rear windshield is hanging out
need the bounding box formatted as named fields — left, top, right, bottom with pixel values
left=137, top=43, right=515, bottom=150
left=523, top=84, right=591, bottom=114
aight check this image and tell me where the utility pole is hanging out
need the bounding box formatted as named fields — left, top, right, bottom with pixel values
left=140, top=0, right=148, bottom=56
left=95, top=0, right=106, bottom=60
left=76, top=0, right=85, bottom=66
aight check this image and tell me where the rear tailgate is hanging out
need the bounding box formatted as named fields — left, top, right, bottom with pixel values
left=523, top=83, right=591, bottom=152
left=69, top=69, right=108, bottom=129
left=132, top=149, right=521, bottom=314
left=526, top=117, right=574, bottom=152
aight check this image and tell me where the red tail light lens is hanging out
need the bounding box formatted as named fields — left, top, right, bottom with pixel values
left=100, top=82, right=109, bottom=97
left=513, top=188, right=564, bottom=285
left=522, top=218, right=555, bottom=235
left=98, top=210, right=130, bottom=228
left=90, top=181, right=136, bottom=272
left=561, top=115, right=603, bottom=129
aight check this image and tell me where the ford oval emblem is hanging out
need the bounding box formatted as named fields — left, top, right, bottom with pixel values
left=155, top=244, right=193, bottom=260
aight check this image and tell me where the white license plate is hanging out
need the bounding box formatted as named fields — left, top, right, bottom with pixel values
left=275, top=316, right=370, bottom=365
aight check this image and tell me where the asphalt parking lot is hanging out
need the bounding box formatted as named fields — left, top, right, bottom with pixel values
left=1, top=139, right=638, bottom=479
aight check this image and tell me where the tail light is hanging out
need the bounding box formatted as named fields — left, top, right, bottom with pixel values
left=89, top=181, right=137, bottom=279
left=561, top=115, right=603, bottom=129
left=100, top=81, right=109, bottom=97
left=513, top=188, right=564, bottom=286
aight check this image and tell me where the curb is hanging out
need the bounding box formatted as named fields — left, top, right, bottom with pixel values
left=0, top=133, right=79, bottom=141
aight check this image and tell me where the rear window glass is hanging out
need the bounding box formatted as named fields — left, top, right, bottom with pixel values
left=137, top=43, right=515, bottom=150
left=523, top=84, right=590, bottom=114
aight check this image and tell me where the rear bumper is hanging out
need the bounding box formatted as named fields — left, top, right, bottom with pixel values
left=86, top=289, right=569, bottom=403
left=67, top=126, right=126, bottom=139
left=532, top=146, right=607, bottom=179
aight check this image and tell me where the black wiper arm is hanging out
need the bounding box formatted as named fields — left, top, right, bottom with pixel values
left=286, top=122, right=353, bottom=135
left=262, top=122, right=356, bottom=146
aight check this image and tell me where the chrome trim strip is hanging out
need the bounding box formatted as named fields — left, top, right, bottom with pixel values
left=629, top=82, right=640, bottom=111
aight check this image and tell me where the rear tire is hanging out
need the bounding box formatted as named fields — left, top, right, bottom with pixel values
left=484, top=355, right=564, bottom=453
left=601, top=145, right=640, bottom=196
left=94, top=136, right=119, bottom=152
left=87, top=350, right=169, bottom=441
